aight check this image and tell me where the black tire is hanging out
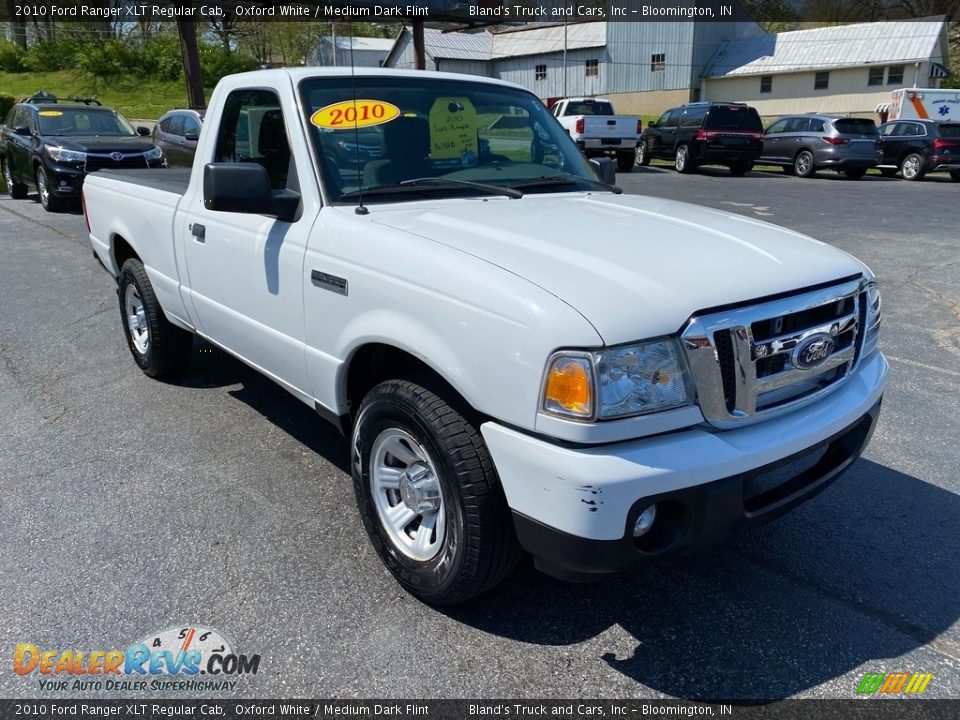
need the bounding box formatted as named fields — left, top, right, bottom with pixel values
left=636, top=142, right=651, bottom=166
left=730, top=162, right=753, bottom=176
left=879, top=168, right=898, bottom=178
left=352, top=377, right=521, bottom=605
left=950, top=169, right=960, bottom=182
left=794, top=150, right=816, bottom=178
left=900, top=153, right=926, bottom=181
left=616, top=152, right=635, bottom=173
left=118, top=258, right=193, bottom=378
left=35, top=165, right=65, bottom=212
left=844, top=168, right=867, bottom=179
left=2, top=158, right=28, bottom=199
left=674, top=144, right=695, bottom=174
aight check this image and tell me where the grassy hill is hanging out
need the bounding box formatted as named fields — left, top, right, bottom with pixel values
left=0, top=71, right=189, bottom=120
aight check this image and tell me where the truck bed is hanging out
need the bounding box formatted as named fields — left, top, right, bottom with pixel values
left=93, top=167, right=191, bottom=196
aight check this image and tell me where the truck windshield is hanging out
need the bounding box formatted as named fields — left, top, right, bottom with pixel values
left=36, top=108, right=137, bottom=137
left=299, top=76, right=599, bottom=204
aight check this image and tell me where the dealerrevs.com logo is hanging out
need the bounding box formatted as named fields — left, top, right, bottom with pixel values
left=856, top=672, right=933, bottom=695
left=14, top=626, right=260, bottom=692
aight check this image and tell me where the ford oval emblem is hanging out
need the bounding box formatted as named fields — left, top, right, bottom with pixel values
left=792, top=333, right=835, bottom=370
left=110, top=152, right=123, bottom=161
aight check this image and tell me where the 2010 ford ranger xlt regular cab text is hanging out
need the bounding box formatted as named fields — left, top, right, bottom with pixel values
left=83, top=69, right=888, bottom=605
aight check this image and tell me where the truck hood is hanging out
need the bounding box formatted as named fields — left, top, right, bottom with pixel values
left=370, top=193, right=865, bottom=344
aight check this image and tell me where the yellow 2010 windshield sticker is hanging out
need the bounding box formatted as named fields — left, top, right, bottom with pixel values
left=38, top=110, right=63, bottom=117
left=310, top=99, right=400, bottom=130
left=429, top=97, right=478, bottom=162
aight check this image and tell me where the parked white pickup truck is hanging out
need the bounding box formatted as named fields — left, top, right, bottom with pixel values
left=84, top=69, right=887, bottom=604
left=552, top=97, right=642, bottom=173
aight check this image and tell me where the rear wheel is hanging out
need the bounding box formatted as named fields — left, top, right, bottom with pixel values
left=352, top=377, right=521, bottom=605
left=794, top=150, right=816, bottom=178
left=900, top=153, right=926, bottom=181
left=118, top=258, right=193, bottom=378
left=616, top=151, right=635, bottom=173
left=35, top=166, right=65, bottom=212
left=635, top=142, right=650, bottom=166
left=844, top=168, right=867, bottom=179
left=729, top=162, right=753, bottom=176
left=2, top=158, right=28, bottom=199
left=675, top=145, right=695, bottom=174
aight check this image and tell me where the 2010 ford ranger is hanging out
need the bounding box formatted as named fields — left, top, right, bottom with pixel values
left=83, top=69, right=887, bottom=605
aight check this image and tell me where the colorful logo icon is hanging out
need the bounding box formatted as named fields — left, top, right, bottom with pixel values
left=857, top=672, right=933, bottom=695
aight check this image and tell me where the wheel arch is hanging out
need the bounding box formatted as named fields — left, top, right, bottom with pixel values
left=111, top=233, right=141, bottom=276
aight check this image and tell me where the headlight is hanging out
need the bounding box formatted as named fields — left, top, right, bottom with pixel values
left=542, top=338, right=694, bottom=421
left=864, top=281, right=882, bottom=352
left=144, top=147, right=163, bottom=162
left=45, top=146, right=86, bottom=163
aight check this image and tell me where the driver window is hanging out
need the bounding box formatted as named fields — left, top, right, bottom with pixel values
left=214, top=89, right=293, bottom=191
left=765, top=119, right=788, bottom=134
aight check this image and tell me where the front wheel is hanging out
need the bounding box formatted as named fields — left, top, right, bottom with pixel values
left=636, top=142, right=650, bottom=166
left=675, top=145, right=695, bottom=174
left=900, top=153, right=926, bottom=181
left=2, top=158, right=28, bottom=199
left=352, top=378, right=521, bottom=605
left=616, top=151, right=635, bottom=173
left=794, top=150, right=816, bottom=178
left=118, top=258, right=193, bottom=378
left=36, top=166, right=65, bottom=212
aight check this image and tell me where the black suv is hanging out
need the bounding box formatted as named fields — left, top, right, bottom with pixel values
left=1, top=97, right=164, bottom=211
left=636, top=102, right=764, bottom=175
left=877, top=119, right=960, bottom=181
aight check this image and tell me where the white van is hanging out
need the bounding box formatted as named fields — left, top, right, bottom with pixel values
left=880, top=88, right=960, bottom=122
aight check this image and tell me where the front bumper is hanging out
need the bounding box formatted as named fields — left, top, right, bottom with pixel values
left=481, top=351, right=887, bottom=580
left=47, top=163, right=85, bottom=196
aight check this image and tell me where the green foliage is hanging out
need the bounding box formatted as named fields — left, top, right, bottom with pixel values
left=0, top=40, right=24, bottom=72
left=0, top=93, right=16, bottom=122
left=143, top=35, right=184, bottom=82
left=76, top=40, right=140, bottom=78
left=21, top=39, right=84, bottom=73
left=199, top=45, right=257, bottom=86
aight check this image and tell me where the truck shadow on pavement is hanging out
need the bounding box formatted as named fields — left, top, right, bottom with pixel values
left=442, top=459, right=960, bottom=700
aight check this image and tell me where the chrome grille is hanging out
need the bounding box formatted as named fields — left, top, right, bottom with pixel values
left=682, top=277, right=869, bottom=429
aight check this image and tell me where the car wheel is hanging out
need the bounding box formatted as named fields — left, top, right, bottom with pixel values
left=879, top=168, right=898, bottom=178
left=950, top=170, right=960, bottom=182
left=35, top=166, right=65, bottom=212
left=636, top=142, right=651, bottom=166
left=900, top=153, right=926, bottom=181
left=616, top=152, right=635, bottom=173
left=844, top=169, right=867, bottom=179
left=730, top=162, right=752, bottom=176
left=794, top=150, right=816, bottom=178
left=2, top=158, right=28, bottom=199
left=675, top=145, right=695, bottom=174
left=352, top=377, right=521, bottom=605
left=118, top=258, right=193, bottom=378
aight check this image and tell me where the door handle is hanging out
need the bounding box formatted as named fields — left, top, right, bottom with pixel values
left=189, top=223, right=205, bottom=243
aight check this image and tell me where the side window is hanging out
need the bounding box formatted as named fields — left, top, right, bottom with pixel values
left=183, top=116, right=201, bottom=138
left=657, top=110, right=675, bottom=127
left=680, top=110, right=702, bottom=128
left=159, top=117, right=172, bottom=133
left=168, top=115, right=185, bottom=137
left=786, top=118, right=810, bottom=133
left=215, top=89, right=292, bottom=190
left=809, top=119, right=825, bottom=133
left=765, top=119, right=788, bottom=134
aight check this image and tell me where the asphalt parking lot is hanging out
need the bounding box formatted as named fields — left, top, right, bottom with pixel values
left=1, top=165, right=958, bottom=700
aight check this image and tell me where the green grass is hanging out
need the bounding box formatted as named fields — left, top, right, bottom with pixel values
left=0, top=71, right=189, bottom=120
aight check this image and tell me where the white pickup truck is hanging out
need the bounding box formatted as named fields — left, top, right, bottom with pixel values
left=84, top=69, right=887, bottom=605
left=552, top=97, right=642, bottom=173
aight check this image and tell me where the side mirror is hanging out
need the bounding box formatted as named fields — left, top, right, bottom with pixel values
left=589, top=157, right=616, bottom=186
left=647, top=120, right=658, bottom=129
left=203, top=163, right=300, bottom=223
left=136, top=126, right=150, bottom=137
left=13, top=124, right=31, bottom=136
left=183, top=130, right=199, bottom=142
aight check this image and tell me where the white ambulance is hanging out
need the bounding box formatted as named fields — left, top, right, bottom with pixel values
left=881, top=88, right=960, bottom=122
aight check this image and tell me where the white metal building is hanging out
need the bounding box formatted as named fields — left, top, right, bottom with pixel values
left=701, top=17, right=951, bottom=117
left=307, top=35, right=395, bottom=68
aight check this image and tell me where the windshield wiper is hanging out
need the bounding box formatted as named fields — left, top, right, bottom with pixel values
left=508, top=175, right=622, bottom=194
left=340, top=177, right=522, bottom=201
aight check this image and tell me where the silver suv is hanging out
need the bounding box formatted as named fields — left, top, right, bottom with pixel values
left=760, top=114, right=881, bottom=179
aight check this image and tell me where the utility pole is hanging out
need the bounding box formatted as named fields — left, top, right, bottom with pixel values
left=413, top=20, right=426, bottom=70
left=563, top=18, right=567, bottom=98
left=331, top=22, right=337, bottom=66
left=178, top=20, right=206, bottom=109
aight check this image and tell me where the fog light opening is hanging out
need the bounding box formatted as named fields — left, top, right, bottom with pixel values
left=633, top=505, right=657, bottom=538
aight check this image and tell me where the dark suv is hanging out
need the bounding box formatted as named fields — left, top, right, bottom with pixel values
left=636, top=102, right=764, bottom=175
left=760, top=115, right=880, bottom=179
left=1, top=99, right=164, bottom=211
left=877, top=119, right=960, bottom=181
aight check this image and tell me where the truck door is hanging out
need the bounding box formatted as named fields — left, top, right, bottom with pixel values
left=179, top=87, right=312, bottom=397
